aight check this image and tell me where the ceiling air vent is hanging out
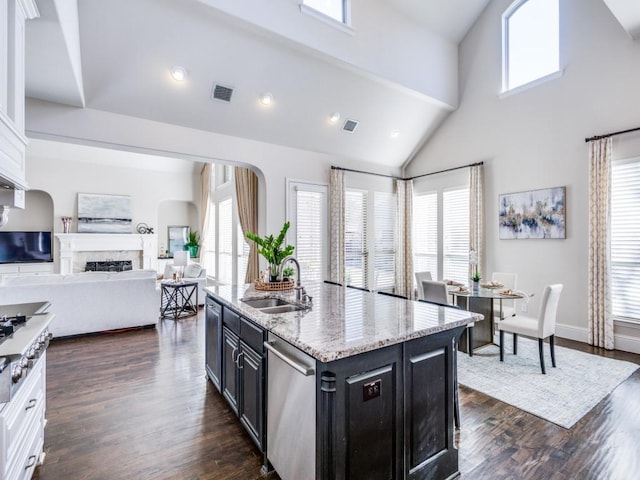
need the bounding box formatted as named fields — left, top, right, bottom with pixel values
left=211, top=84, right=234, bottom=103
left=342, top=119, right=359, bottom=133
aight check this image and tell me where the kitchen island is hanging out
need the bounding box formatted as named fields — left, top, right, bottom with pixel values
left=204, top=282, right=481, bottom=480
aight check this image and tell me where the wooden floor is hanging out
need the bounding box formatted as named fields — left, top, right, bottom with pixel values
left=32, top=311, right=640, bottom=480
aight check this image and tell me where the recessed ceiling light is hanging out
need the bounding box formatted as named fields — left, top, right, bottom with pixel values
left=390, top=130, right=400, bottom=139
left=329, top=112, right=341, bottom=124
left=259, top=92, right=273, bottom=105
left=170, top=66, right=187, bottom=82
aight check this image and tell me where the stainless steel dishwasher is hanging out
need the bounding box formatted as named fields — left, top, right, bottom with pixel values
left=265, top=333, right=316, bottom=480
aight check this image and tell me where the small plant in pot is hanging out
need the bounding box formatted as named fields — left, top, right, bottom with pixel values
left=185, top=231, right=200, bottom=259
left=472, top=272, right=481, bottom=283
left=282, top=266, right=295, bottom=281
left=246, top=221, right=295, bottom=282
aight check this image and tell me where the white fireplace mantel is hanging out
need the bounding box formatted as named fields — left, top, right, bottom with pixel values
left=55, top=233, right=157, bottom=274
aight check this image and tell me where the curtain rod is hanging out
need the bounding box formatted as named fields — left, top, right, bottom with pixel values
left=330, top=165, right=401, bottom=180
left=409, top=161, right=483, bottom=180
left=331, top=161, right=483, bottom=181
left=585, top=126, right=640, bottom=143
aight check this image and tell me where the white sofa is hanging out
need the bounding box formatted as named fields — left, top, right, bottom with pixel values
left=0, top=269, right=160, bottom=338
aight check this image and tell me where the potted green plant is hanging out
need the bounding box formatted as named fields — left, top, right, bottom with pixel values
left=282, top=265, right=295, bottom=281
left=185, top=230, right=200, bottom=259
left=246, top=221, right=295, bottom=282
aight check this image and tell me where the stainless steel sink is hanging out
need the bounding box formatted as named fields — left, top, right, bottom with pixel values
left=241, top=298, right=291, bottom=309
left=260, top=304, right=307, bottom=314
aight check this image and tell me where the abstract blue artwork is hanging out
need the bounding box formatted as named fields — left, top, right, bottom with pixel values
left=499, top=187, right=565, bottom=239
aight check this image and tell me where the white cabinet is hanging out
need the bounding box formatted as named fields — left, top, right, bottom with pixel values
left=0, top=263, right=54, bottom=278
left=0, top=354, right=46, bottom=480
left=0, top=0, right=38, bottom=189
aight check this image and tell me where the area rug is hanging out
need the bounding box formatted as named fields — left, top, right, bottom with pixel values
left=457, top=337, right=639, bottom=428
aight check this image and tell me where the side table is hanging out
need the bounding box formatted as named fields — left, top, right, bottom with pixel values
left=160, top=281, right=199, bottom=320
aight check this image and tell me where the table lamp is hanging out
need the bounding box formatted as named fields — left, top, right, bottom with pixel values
left=173, top=250, right=189, bottom=282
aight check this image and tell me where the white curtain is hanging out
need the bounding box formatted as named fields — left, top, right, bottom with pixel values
left=394, top=179, right=414, bottom=298
left=329, top=169, right=345, bottom=285
left=588, top=138, right=614, bottom=350
left=199, top=163, right=212, bottom=269
left=469, top=164, right=484, bottom=280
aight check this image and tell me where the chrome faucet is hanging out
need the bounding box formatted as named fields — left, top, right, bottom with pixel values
left=279, top=256, right=311, bottom=304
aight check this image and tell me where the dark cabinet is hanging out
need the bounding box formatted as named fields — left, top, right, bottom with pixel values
left=239, top=341, right=264, bottom=447
left=218, top=306, right=266, bottom=451
left=205, top=295, right=222, bottom=391
left=222, top=327, right=240, bottom=414
left=403, top=329, right=459, bottom=480
left=316, top=326, right=463, bottom=480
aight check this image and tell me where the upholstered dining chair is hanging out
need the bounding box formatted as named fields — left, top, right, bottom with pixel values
left=492, top=272, right=518, bottom=320
left=498, top=284, right=563, bottom=374
left=414, top=271, right=433, bottom=300
left=422, top=280, right=475, bottom=358
left=421, top=280, right=449, bottom=305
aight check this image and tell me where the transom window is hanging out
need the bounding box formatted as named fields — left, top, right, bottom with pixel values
left=502, top=0, right=560, bottom=92
left=302, top=0, right=349, bottom=25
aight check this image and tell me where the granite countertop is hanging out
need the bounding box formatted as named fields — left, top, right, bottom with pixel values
left=205, top=282, right=482, bottom=363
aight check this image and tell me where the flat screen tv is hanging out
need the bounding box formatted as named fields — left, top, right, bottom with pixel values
left=0, top=231, right=53, bottom=264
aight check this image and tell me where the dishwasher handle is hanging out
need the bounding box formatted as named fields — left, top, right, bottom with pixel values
left=264, top=341, right=315, bottom=377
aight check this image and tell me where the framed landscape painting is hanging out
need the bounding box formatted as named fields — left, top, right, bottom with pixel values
left=499, top=186, right=566, bottom=239
left=77, top=193, right=133, bottom=233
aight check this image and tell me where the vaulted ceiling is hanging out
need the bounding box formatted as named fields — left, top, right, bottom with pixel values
left=25, top=0, right=494, bottom=169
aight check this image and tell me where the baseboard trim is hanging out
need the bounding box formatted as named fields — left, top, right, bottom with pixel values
left=555, top=323, right=588, bottom=343
left=556, top=323, right=640, bottom=355
left=614, top=333, right=640, bottom=355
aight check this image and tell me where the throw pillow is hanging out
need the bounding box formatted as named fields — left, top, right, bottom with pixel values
left=184, top=263, right=202, bottom=278
left=164, top=263, right=175, bottom=280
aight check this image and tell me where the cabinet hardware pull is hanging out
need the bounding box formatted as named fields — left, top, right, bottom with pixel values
left=25, top=455, right=37, bottom=469
left=25, top=398, right=37, bottom=410
left=236, top=352, right=244, bottom=369
left=231, top=346, right=238, bottom=363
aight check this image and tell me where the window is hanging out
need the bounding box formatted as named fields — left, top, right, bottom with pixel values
left=374, top=192, right=396, bottom=290
left=612, top=158, right=640, bottom=323
left=343, top=186, right=396, bottom=290
left=412, top=192, right=438, bottom=283
left=345, top=190, right=367, bottom=288
left=237, top=222, right=250, bottom=284
left=288, top=183, right=328, bottom=283
left=204, top=164, right=249, bottom=285
left=301, top=0, right=348, bottom=24
left=443, top=187, right=469, bottom=284
left=503, top=0, right=559, bottom=92
left=218, top=198, right=233, bottom=284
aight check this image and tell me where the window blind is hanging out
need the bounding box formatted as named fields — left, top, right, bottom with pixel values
left=345, top=190, right=368, bottom=288
left=412, top=192, right=438, bottom=283
left=374, top=191, right=396, bottom=290
left=204, top=202, right=216, bottom=275
left=443, top=187, right=469, bottom=284
left=218, top=198, right=233, bottom=284
left=612, top=159, right=640, bottom=323
left=295, top=189, right=326, bottom=283
left=237, top=222, right=250, bottom=284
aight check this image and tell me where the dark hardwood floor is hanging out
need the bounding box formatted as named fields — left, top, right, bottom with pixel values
left=33, top=312, right=640, bottom=480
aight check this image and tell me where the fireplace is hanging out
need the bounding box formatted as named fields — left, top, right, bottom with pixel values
left=55, top=234, right=157, bottom=274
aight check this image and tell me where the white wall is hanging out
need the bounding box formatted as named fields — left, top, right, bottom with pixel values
left=405, top=0, right=640, bottom=351
left=25, top=150, right=200, bottom=272
left=0, top=190, right=53, bottom=231
left=25, top=100, right=401, bottom=238
left=158, top=200, right=199, bottom=257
